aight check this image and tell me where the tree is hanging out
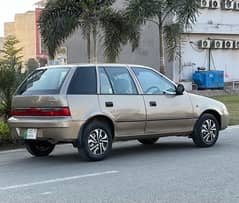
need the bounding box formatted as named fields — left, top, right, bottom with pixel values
left=0, top=36, right=23, bottom=121
left=0, top=35, right=23, bottom=66
left=26, top=58, right=39, bottom=74
left=125, top=0, right=200, bottom=74
left=39, top=0, right=139, bottom=63
left=0, top=63, right=18, bottom=121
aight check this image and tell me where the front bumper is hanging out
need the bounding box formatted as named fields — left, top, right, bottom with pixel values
left=8, top=117, right=83, bottom=142
left=221, top=111, right=229, bottom=130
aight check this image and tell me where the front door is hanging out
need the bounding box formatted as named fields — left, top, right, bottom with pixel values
left=132, top=67, right=195, bottom=135
left=98, top=66, right=146, bottom=137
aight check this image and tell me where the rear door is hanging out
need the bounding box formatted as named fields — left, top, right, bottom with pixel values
left=66, top=66, right=101, bottom=122
left=131, top=66, right=195, bottom=135
left=98, top=66, right=146, bottom=137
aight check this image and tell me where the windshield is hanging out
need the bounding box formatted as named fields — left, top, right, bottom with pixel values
left=16, top=68, right=69, bottom=95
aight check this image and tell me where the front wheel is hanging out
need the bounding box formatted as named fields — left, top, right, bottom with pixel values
left=192, top=113, right=219, bottom=148
left=78, top=121, right=113, bottom=161
left=25, top=140, right=55, bottom=157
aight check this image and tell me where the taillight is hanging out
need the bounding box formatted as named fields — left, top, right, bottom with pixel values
left=11, top=107, right=71, bottom=117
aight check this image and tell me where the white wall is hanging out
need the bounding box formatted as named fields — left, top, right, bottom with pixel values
left=175, top=3, right=239, bottom=82
left=179, top=35, right=239, bottom=82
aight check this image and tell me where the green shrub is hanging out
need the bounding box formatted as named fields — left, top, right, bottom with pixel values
left=0, top=103, right=4, bottom=115
left=0, top=121, right=11, bottom=144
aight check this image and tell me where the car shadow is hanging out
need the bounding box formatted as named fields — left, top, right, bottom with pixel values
left=38, top=142, right=190, bottom=161
left=111, top=141, right=196, bottom=158
left=10, top=140, right=224, bottom=166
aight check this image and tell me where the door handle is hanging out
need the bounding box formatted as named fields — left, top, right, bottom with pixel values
left=149, top=101, right=157, bottom=107
left=105, top=102, right=114, bottom=107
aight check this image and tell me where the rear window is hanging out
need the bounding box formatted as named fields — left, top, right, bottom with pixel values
left=16, top=68, right=69, bottom=95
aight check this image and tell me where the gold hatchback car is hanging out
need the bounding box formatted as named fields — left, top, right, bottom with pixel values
left=8, top=64, right=229, bottom=161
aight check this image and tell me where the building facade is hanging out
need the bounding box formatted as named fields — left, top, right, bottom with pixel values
left=64, top=21, right=164, bottom=75
left=63, top=0, right=173, bottom=77
left=65, top=0, right=239, bottom=83
left=173, top=0, right=239, bottom=83
left=4, top=8, right=47, bottom=65
left=4, top=0, right=239, bottom=83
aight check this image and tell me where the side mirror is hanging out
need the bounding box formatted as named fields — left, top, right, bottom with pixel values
left=176, top=84, right=185, bottom=95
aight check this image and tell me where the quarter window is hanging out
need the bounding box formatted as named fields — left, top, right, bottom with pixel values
left=67, top=67, right=97, bottom=94
left=132, top=67, right=176, bottom=95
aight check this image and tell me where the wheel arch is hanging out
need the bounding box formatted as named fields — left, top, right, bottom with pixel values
left=77, top=115, right=115, bottom=146
left=200, top=110, right=221, bottom=129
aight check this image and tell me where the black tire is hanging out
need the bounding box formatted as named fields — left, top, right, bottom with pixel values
left=78, top=121, right=113, bottom=161
left=25, top=140, right=55, bottom=157
left=192, top=113, right=219, bottom=148
left=138, top=138, right=159, bottom=145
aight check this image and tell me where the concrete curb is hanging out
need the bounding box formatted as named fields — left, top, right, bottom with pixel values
left=0, top=148, right=24, bottom=154
left=228, top=125, right=239, bottom=129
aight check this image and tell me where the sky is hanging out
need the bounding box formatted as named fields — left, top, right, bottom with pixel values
left=0, top=0, right=39, bottom=37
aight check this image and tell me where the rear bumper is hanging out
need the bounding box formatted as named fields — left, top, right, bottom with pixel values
left=8, top=117, right=83, bottom=141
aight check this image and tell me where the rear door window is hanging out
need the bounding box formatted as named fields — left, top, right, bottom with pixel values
left=67, top=67, right=97, bottom=94
left=99, top=68, right=113, bottom=94
left=99, top=67, right=138, bottom=95
left=17, top=68, right=69, bottom=95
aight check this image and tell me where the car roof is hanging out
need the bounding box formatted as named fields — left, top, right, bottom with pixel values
left=36, top=63, right=177, bottom=86
left=37, top=63, right=149, bottom=70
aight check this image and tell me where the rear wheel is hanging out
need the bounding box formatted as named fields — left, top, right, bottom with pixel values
left=78, top=121, right=113, bottom=161
left=25, top=140, right=55, bottom=157
left=138, top=138, right=159, bottom=145
left=192, top=113, right=219, bottom=147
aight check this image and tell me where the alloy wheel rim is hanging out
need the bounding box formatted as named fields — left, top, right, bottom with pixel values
left=201, top=119, right=217, bottom=144
left=88, top=128, right=109, bottom=155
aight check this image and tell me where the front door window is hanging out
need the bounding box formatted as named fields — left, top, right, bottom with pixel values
left=132, top=67, right=176, bottom=95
